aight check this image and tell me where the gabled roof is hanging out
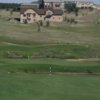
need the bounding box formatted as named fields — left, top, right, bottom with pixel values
left=20, top=5, right=46, bottom=15
left=20, top=5, right=63, bottom=15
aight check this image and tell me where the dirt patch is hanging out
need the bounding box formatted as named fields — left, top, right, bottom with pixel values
left=30, top=72, right=100, bottom=77
left=66, top=58, right=100, bottom=62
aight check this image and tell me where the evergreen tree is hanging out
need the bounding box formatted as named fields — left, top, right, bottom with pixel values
left=64, top=2, right=79, bottom=16
left=0, top=3, right=20, bottom=11
left=38, top=0, right=44, bottom=9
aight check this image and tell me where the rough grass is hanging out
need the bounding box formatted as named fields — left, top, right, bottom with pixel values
left=0, top=10, right=100, bottom=45
left=0, top=43, right=100, bottom=59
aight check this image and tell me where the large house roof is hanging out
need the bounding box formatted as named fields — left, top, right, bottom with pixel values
left=20, top=5, right=63, bottom=15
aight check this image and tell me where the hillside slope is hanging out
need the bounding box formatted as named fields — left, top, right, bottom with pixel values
left=78, top=9, right=100, bottom=24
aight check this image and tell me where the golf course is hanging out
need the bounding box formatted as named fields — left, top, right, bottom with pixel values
left=0, top=8, right=100, bottom=100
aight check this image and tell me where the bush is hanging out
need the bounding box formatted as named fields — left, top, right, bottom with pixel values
left=24, top=69, right=28, bottom=73
left=36, top=21, right=41, bottom=32
left=23, top=19, right=27, bottom=24
left=70, top=18, right=75, bottom=23
left=87, top=70, right=93, bottom=74
left=39, top=20, right=43, bottom=26
left=74, top=20, right=78, bottom=24
left=66, top=18, right=70, bottom=23
left=64, top=16, right=67, bottom=21
left=65, top=18, right=77, bottom=24
left=46, top=20, right=50, bottom=27
left=6, top=51, right=27, bottom=59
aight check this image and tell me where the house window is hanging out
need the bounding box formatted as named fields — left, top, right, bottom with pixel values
left=23, top=14, right=26, bottom=17
left=33, top=19, right=36, bottom=22
left=33, top=13, right=36, bottom=17
left=47, top=11, right=52, bottom=16
left=23, top=19, right=27, bottom=24
left=55, top=4, right=60, bottom=7
left=27, top=18, right=31, bottom=21
left=27, top=13, right=31, bottom=17
left=40, top=15, right=42, bottom=17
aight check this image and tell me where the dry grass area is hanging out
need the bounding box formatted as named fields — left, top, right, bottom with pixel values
left=0, top=21, right=100, bottom=46
left=0, top=9, right=99, bottom=47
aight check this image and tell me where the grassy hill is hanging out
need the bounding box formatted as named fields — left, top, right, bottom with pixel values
left=0, top=9, right=100, bottom=59
left=0, top=9, right=100, bottom=100
left=79, top=10, right=100, bottom=23
left=0, top=9, right=99, bottom=72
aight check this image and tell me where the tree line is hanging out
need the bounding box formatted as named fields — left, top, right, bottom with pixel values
left=64, top=2, right=79, bottom=16
left=0, top=3, right=20, bottom=11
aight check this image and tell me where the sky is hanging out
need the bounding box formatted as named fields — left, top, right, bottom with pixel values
left=0, top=0, right=99, bottom=4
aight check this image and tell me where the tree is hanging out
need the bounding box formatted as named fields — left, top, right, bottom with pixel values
left=24, top=19, right=27, bottom=24
left=39, top=20, right=43, bottom=26
left=0, top=3, right=20, bottom=11
left=10, top=9, right=13, bottom=17
left=46, top=20, right=50, bottom=27
left=64, top=2, right=79, bottom=16
left=38, top=0, right=44, bottom=9
left=74, top=7, right=79, bottom=16
left=36, top=22, right=41, bottom=32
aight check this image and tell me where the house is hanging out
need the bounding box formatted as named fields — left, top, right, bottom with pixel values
left=76, top=1, right=94, bottom=9
left=20, top=4, right=63, bottom=23
left=44, top=0, right=65, bottom=10
left=93, top=4, right=100, bottom=10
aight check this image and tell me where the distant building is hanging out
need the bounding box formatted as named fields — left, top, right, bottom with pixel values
left=44, top=0, right=95, bottom=9
left=76, top=1, right=94, bottom=9
left=20, top=4, right=63, bottom=23
left=93, top=4, right=100, bottom=10
left=44, top=0, right=65, bottom=10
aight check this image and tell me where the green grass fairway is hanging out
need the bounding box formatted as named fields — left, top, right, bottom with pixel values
left=0, top=73, right=100, bottom=100
left=0, top=59, right=100, bottom=73
left=0, top=59, right=100, bottom=100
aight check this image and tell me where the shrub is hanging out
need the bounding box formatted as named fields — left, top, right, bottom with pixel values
left=46, top=20, right=50, bottom=27
left=6, top=51, right=27, bottom=59
left=87, top=70, right=93, bottom=74
left=64, top=16, right=67, bottom=21
left=39, top=20, right=43, bottom=26
left=24, top=69, right=28, bottom=73
left=65, top=18, right=78, bottom=24
left=66, top=18, right=70, bottom=23
left=74, top=20, right=78, bottom=24
left=36, top=21, right=41, bottom=32
left=23, top=19, right=27, bottom=24
left=70, top=18, right=75, bottom=23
